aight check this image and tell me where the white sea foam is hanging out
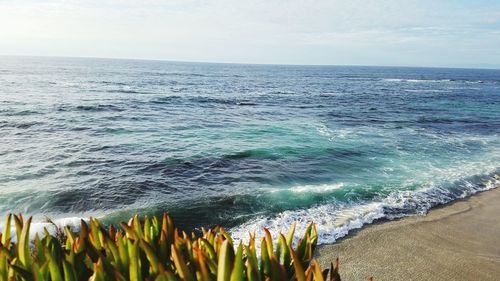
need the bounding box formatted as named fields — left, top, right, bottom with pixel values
left=290, top=183, right=344, bottom=193
left=229, top=173, right=500, bottom=247
left=316, top=124, right=353, bottom=140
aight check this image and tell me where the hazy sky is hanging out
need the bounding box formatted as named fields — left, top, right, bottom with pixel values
left=1, top=0, right=500, bottom=68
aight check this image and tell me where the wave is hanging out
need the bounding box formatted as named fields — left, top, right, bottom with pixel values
left=267, top=183, right=345, bottom=194
left=268, top=91, right=295, bottom=95
left=224, top=146, right=362, bottom=161
left=141, top=71, right=207, bottom=77
left=383, top=78, right=490, bottom=84
left=229, top=171, right=500, bottom=246
left=289, top=183, right=344, bottom=193
left=188, top=96, right=260, bottom=106
left=3, top=171, right=498, bottom=244
left=106, top=89, right=154, bottom=94
left=404, top=89, right=450, bottom=93
left=57, top=104, right=125, bottom=112
left=2, top=110, right=43, bottom=116
left=92, top=81, right=128, bottom=86
left=150, top=96, right=183, bottom=104
left=0, top=121, right=45, bottom=129
left=236, top=102, right=258, bottom=106
left=416, top=116, right=479, bottom=124
left=383, top=78, right=452, bottom=83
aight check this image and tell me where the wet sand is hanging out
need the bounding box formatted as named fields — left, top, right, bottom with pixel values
left=316, top=188, right=500, bottom=280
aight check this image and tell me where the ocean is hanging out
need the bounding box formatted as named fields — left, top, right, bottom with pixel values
left=1, top=56, right=499, bottom=243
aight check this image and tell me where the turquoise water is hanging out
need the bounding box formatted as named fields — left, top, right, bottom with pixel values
left=0, top=56, right=499, bottom=243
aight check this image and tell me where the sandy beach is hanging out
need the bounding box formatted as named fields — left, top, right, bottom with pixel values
left=316, top=187, right=500, bottom=280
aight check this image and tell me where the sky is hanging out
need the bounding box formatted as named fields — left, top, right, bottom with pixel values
left=1, top=0, right=500, bottom=68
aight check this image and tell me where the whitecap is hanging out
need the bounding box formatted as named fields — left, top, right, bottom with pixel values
left=289, top=183, right=344, bottom=193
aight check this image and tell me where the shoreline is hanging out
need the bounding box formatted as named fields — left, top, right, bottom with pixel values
left=316, top=187, right=500, bottom=280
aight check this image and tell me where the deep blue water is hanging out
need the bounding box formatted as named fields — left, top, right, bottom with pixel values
left=0, top=56, right=499, bottom=243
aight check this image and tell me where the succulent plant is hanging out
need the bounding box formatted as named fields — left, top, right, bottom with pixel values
left=0, top=213, right=344, bottom=281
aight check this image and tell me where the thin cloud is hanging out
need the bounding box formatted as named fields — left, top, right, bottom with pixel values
left=0, top=0, right=499, bottom=68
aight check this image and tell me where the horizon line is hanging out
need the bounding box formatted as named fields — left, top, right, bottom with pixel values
left=2, top=54, right=500, bottom=71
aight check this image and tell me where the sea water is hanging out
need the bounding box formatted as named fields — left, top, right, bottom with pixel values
left=0, top=56, right=499, bottom=243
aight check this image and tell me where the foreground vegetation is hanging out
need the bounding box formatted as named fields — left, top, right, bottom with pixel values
left=0, top=213, right=343, bottom=281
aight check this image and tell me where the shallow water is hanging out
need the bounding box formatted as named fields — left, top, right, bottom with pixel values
left=0, top=56, right=499, bottom=243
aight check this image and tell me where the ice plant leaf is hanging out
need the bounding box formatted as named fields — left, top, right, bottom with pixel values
left=18, top=216, right=32, bottom=269
left=63, top=260, right=77, bottom=281
left=128, top=240, right=142, bottom=281
left=286, top=223, right=296, bottom=246
left=230, top=242, right=244, bottom=281
left=13, top=215, right=23, bottom=243
left=47, top=252, right=64, bottom=281
left=289, top=246, right=305, bottom=281
left=1, top=214, right=11, bottom=246
left=171, top=244, right=195, bottom=281
left=311, top=260, right=325, bottom=281
left=217, top=239, right=232, bottom=281
left=140, top=239, right=164, bottom=275
left=260, top=238, right=271, bottom=277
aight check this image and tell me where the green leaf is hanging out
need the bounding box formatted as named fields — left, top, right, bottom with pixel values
left=158, top=230, right=170, bottom=263
left=89, top=219, right=103, bottom=249
left=171, top=244, right=195, bottom=281
left=244, top=245, right=258, bottom=272
left=121, top=222, right=139, bottom=241
left=47, top=251, right=64, bottom=281
left=128, top=240, right=142, bottom=281
left=131, top=215, right=144, bottom=239
left=89, top=258, right=107, bottom=281
left=0, top=252, right=8, bottom=279
left=63, top=260, right=78, bottom=281
left=18, top=216, right=32, bottom=269
left=151, top=216, right=160, bottom=238
left=217, top=240, right=232, bottom=281
left=289, top=246, right=305, bottom=281
left=155, top=270, right=178, bottom=281
left=0, top=243, right=13, bottom=260
left=196, top=247, right=211, bottom=281
left=230, top=242, right=244, bottom=281
left=104, top=235, right=120, bottom=269
left=32, top=262, right=47, bottom=281
left=10, top=263, right=32, bottom=280
left=260, top=238, right=271, bottom=277
left=219, top=228, right=233, bottom=246
left=263, top=229, right=273, bottom=257
left=64, top=226, right=75, bottom=250
left=278, top=234, right=291, bottom=274
left=116, top=232, right=129, bottom=274
left=139, top=239, right=164, bottom=276
left=311, top=260, right=324, bottom=281
left=309, top=223, right=318, bottom=253
left=200, top=238, right=217, bottom=261
left=33, top=233, right=46, bottom=264
left=270, top=256, right=286, bottom=281
left=1, top=214, right=11, bottom=246
left=13, top=214, right=23, bottom=243
left=286, top=223, right=296, bottom=246
left=246, top=261, right=260, bottom=281
left=143, top=216, right=152, bottom=243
